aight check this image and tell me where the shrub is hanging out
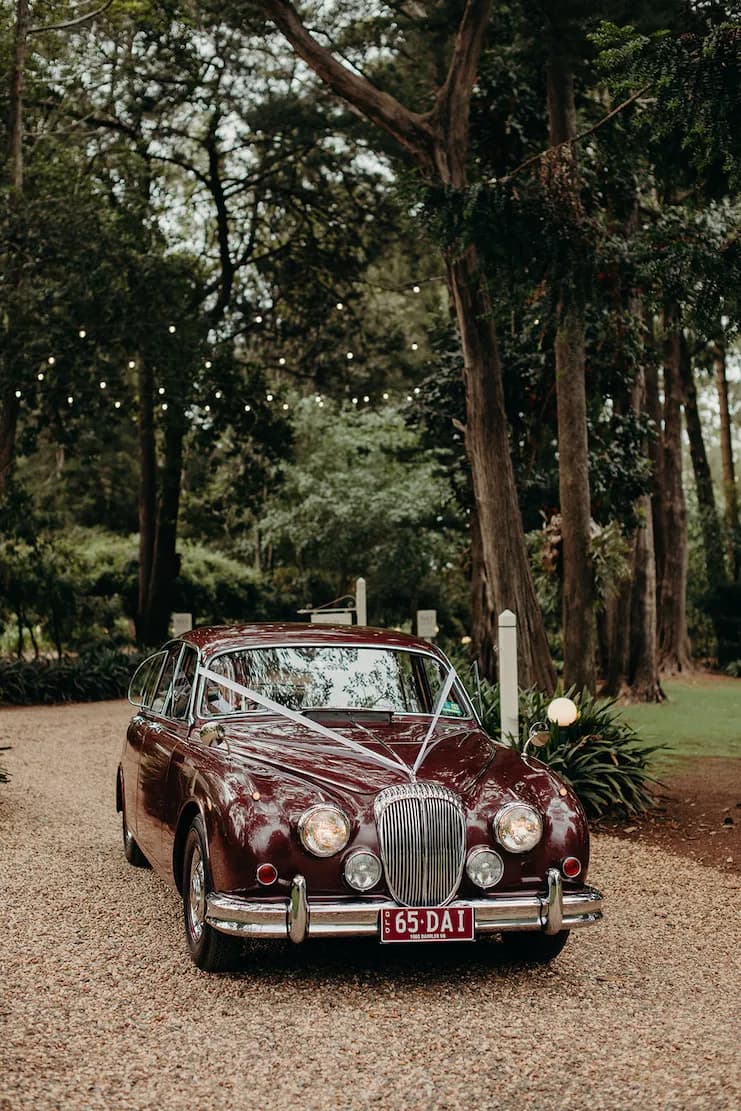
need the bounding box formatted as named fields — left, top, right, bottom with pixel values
left=477, top=681, right=662, bottom=818
left=0, top=649, right=146, bottom=706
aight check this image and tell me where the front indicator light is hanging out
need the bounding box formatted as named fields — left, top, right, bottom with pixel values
left=256, top=863, right=278, bottom=885
left=493, top=803, right=543, bottom=853
left=344, top=850, right=382, bottom=892
left=562, top=856, right=582, bottom=879
left=465, top=847, right=504, bottom=889
left=298, top=804, right=351, bottom=858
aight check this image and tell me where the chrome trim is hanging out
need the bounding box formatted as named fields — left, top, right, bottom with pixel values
left=206, top=879, right=603, bottom=940
left=544, top=867, right=564, bottom=935
left=375, top=782, right=466, bottom=907
left=297, top=803, right=351, bottom=858
left=288, top=874, right=308, bottom=943
left=492, top=801, right=544, bottom=853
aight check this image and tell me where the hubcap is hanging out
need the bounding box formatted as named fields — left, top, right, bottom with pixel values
left=187, top=843, right=206, bottom=943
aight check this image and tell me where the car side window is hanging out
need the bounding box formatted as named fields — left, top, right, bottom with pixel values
left=150, top=645, right=181, bottom=716
left=171, top=646, right=197, bottom=720
left=419, top=656, right=468, bottom=718
left=128, top=652, right=166, bottom=709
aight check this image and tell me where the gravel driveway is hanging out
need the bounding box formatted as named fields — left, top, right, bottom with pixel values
left=0, top=700, right=738, bottom=1111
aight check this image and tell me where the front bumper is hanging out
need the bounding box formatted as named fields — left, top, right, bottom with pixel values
left=206, top=869, right=603, bottom=943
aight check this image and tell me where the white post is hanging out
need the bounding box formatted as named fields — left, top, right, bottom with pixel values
left=355, top=577, right=367, bottom=626
left=498, top=609, right=518, bottom=745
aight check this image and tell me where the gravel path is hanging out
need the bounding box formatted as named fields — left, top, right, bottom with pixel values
left=0, top=700, right=739, bottom=1111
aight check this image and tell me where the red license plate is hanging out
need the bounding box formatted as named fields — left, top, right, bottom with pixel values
left=380, top=906, right=475, bottom=943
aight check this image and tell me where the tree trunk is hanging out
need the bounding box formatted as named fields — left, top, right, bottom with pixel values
left=625, top=356, right=664, bottom=702
left=715, top=341, right=740, bottom=580
left=0, top=0, right=29, bottom=492
left=469, top=506, right=497, bottom=681
left=136, top=359, right=157, bottom=645
left=678, top=334, right=727, bottom=591
left=546, top=54, right=596, bottom=692
left=645, top=352, right=665, bottom=605
left=0, top=390, right=20, bottom=493
left=7, top=0, right=29, bottom=192
left=146, top=416, right=185, bottom=644
left=448, top=249, right=555, bottom=690
left=657, top=318, right=692, bottom=671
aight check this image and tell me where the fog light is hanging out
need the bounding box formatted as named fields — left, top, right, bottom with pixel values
left=562, top=856, right=581, bottom=879
left=256, top=863, right=278, bottom=885
left=465, top=847, right=504, bottom=889
left=344, top=850, right=382, bottom=892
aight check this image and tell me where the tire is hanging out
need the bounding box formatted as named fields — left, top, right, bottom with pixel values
left=499, top=929, right=570, bottom=964
left=182, top=815, right=242, bottom=973
left=121, top=778, right=148, bottom=868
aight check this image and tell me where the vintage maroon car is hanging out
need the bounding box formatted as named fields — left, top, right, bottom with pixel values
left=118, top=623, right=603, bottom=971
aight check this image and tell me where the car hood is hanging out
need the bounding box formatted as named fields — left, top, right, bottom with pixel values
left=221, top=716, right=497, bottom=798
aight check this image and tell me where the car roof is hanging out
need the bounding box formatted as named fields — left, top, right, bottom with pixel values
left=179, top=622, right=446, bottom=661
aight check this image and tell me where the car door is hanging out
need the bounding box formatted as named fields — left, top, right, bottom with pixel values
left=136, top=642, right=183, bottom=872
left=125, top=651, right=167, bottom=841
left=159, top=644, right=200, bottom=875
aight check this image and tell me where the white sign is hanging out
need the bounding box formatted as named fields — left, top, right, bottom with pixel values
left=416, top=609, right=437, bottom=639
left=172, top=612, right=193, bottom=636
left=310, top=611, right=353, bottom=625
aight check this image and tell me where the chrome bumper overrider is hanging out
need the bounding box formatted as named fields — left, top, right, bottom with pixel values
left=206, top=869, right=603, bottom=943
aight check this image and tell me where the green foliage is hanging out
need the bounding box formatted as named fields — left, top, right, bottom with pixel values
left=0, top=649, right=146, bottom=706
left=477, top=682, right=662, bottom=818
left=725, top=660, right=741, bottom=678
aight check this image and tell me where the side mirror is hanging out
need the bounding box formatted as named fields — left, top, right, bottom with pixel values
left=200, top=722, right=226, bottom=747
left=524, top=721, right=550, bottom=755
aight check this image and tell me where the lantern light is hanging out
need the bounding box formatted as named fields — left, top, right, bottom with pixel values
left=547, top=697, right=578, bottom=727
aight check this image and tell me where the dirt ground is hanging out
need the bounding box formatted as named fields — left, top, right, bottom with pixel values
left=594, top=757, right=740, bottom=873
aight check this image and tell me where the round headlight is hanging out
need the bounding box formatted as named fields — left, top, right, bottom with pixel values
left=298, top=804, right=351, bottom=857
left=493, top=803, right=543, bottom=853
left=465, top=847, right=504, bottom=890
left=344, top=850, right=382, bottom=892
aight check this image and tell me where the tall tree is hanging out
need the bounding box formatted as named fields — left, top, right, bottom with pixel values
left=254, top=0, right=555, bottom=689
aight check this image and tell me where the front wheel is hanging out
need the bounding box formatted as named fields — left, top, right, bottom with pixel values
left=182, top=816, right=242, bottom=972
left=499, top=929, right=570, bottom=964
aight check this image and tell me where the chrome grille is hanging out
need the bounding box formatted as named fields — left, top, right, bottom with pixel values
left=374, top=782, right=466, bottom=907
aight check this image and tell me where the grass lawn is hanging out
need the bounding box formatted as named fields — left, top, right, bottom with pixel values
left=618, top=675, right=741, bottom=765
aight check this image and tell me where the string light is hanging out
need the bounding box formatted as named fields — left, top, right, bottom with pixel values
left=278, top=357, right=286, bottom=366
left=346, top=352, right=354, bottom=360
left=205, top=360, right=212, bottom=369
left=412, top=285, right=421, bottom=294
left=162, top=402, right=168, bottom=411
left=282, top=402, right=289, bottom=410
left=99, top=380, right=107, bottom=390
left=158, top=387, right=165, bottom=395
left=414, top=387, right=421, bottom=395
left=255, top=315, right=263, bottom=324
left=48, top=356, right=56, bottom=366
left=37, top=372, right=44, bottom=381
left=352, top=397, right=358, bottom=405
left=318, top=400, right=325, bottom=407
left=407, top=394, right=413, bottom=401
left=266, top=393, right=273, bottom=402
left=244, top=404, right=251, bottom=412
left=15, top=389, right=22, bottom=399
left=114, top=401, right=121, bottom=409
left=168, top=325, right=176, bottom=334
left=128, top=360, right=136, bottom=369
left=336, top=302, right=344, bottom=310
left=411, top=342, right=419, bottom=351
left=67, top=396, right=74, bottom=405
left=363, top=395, right=369, bottom=403
left=382, top=392, right=389, bottom=400
left=204, top=404, right=210, bottom=412
left=215, top=390, right=222, bottom=399
left=79, top=328, right=86, bottom=338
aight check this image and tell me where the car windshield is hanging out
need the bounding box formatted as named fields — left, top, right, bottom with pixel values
left=200, top=645, right=472, bottom=719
